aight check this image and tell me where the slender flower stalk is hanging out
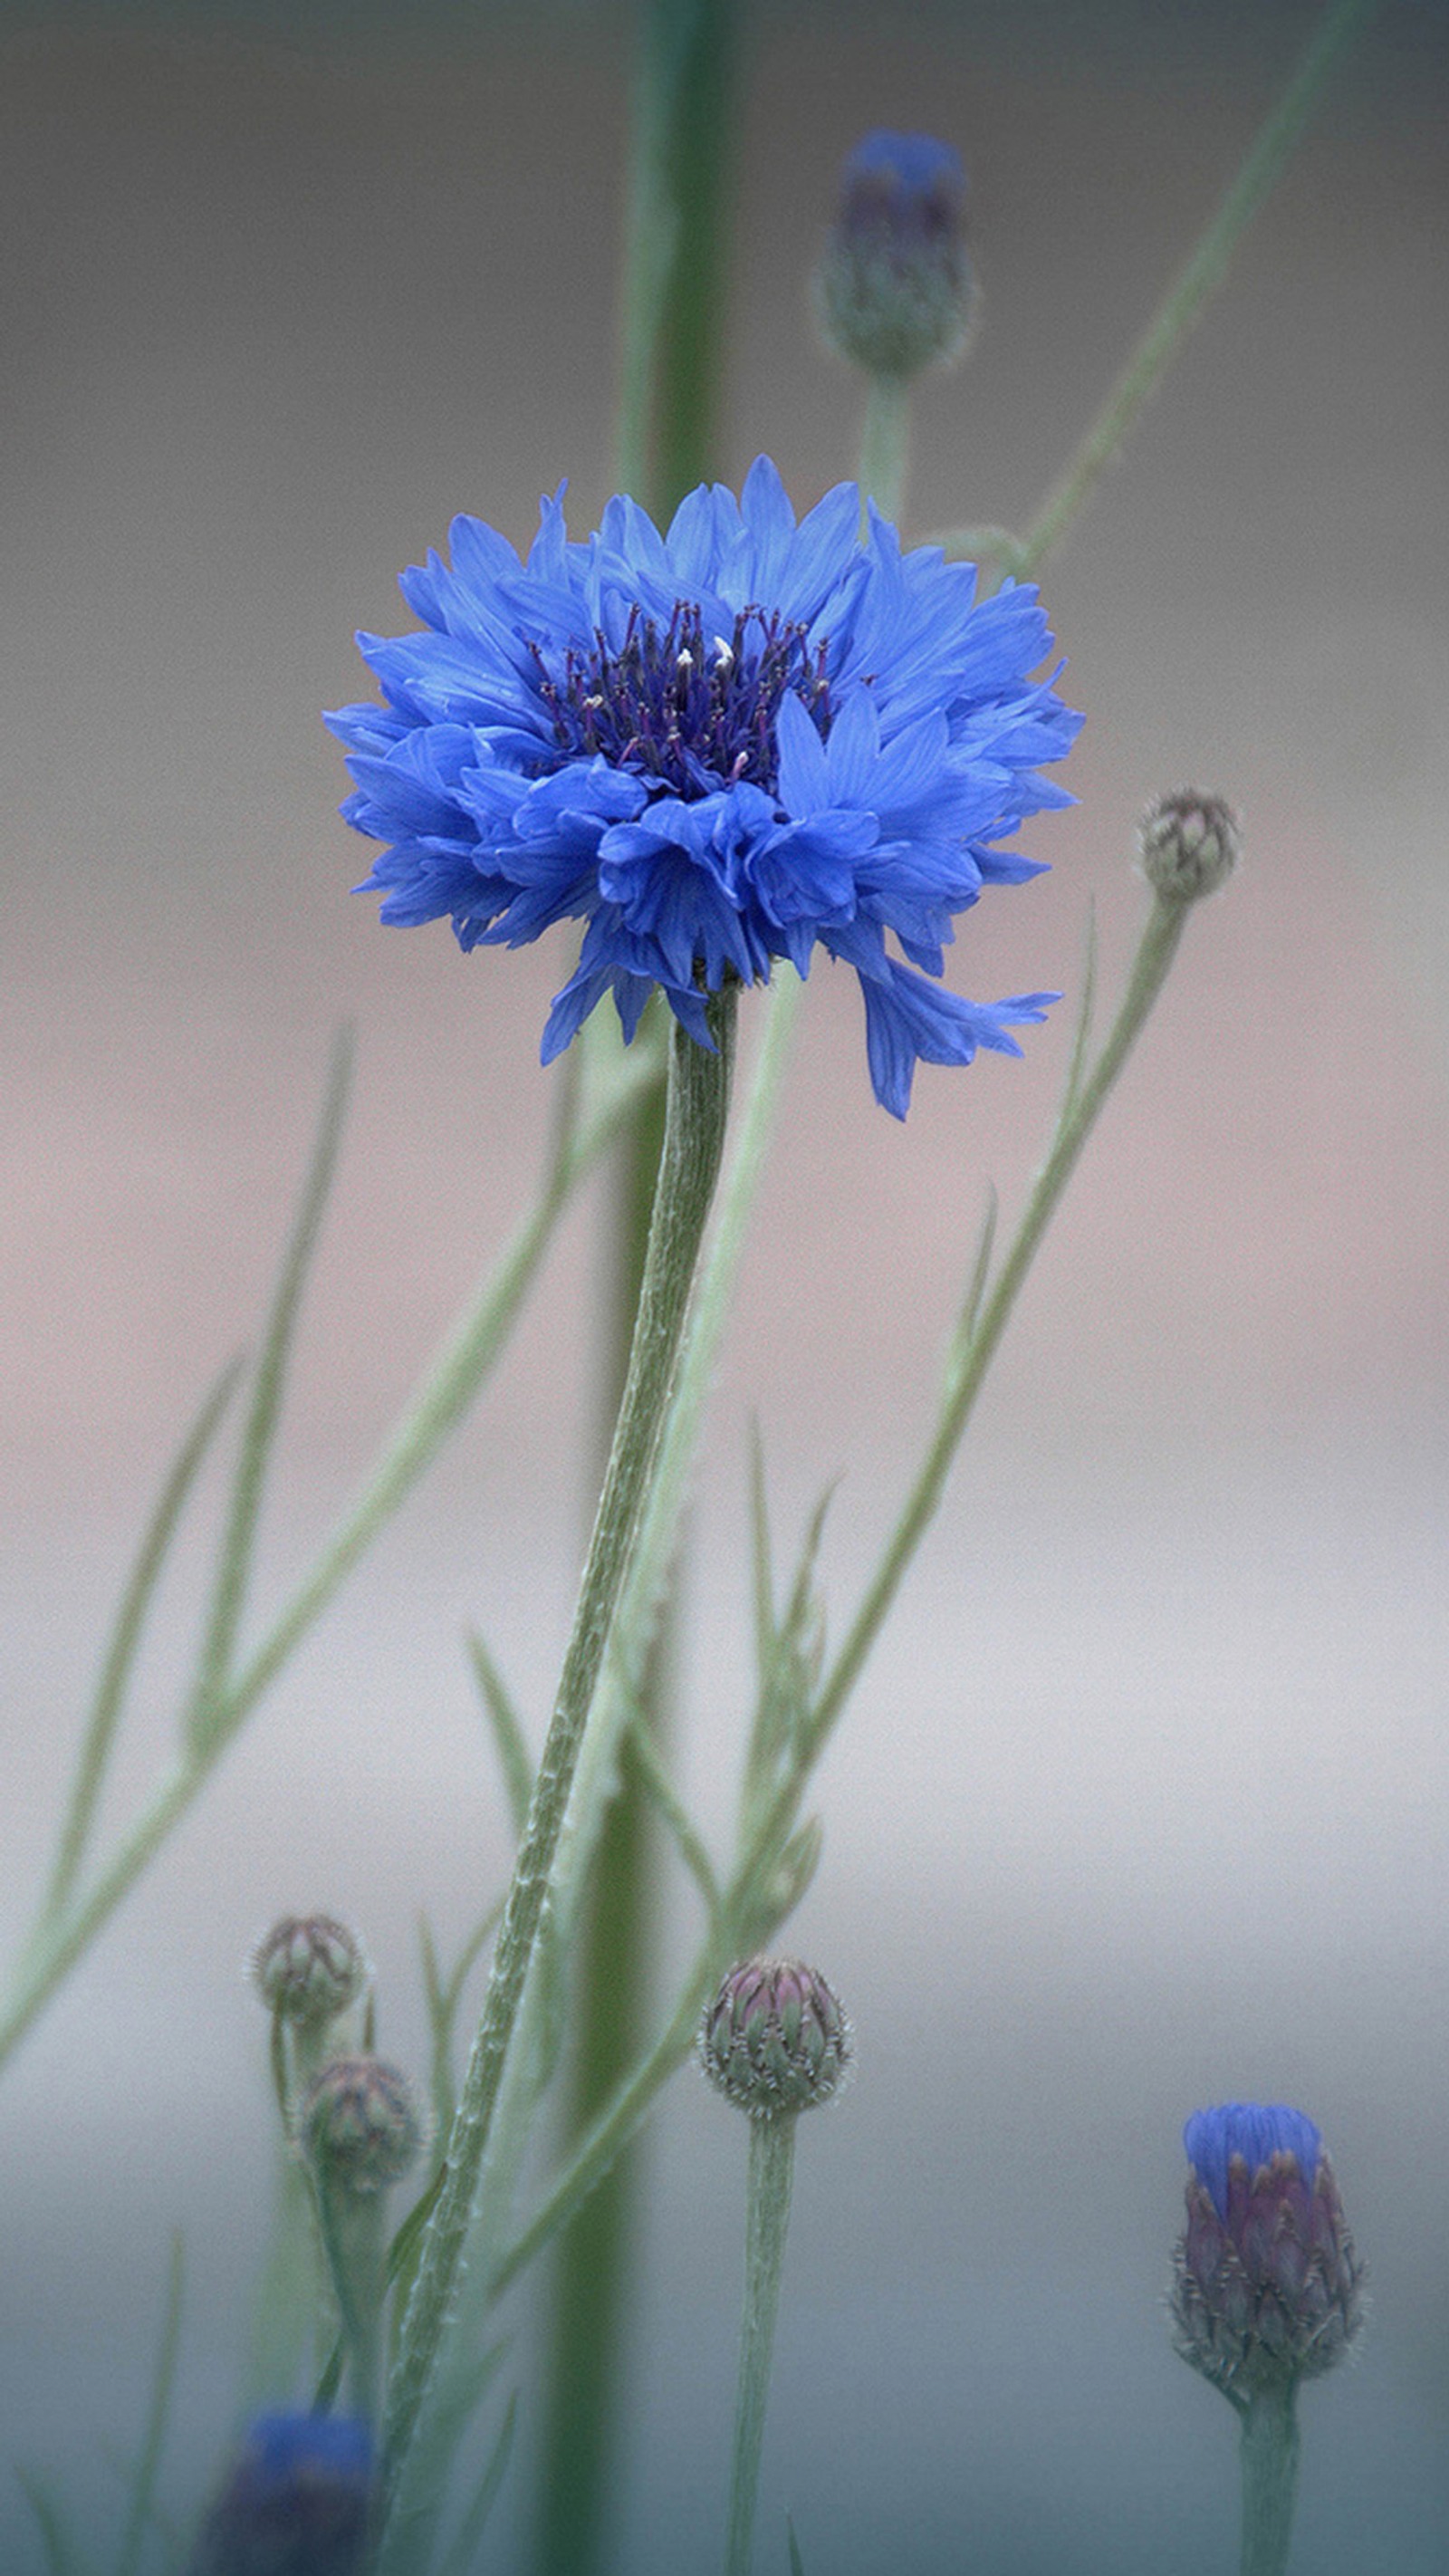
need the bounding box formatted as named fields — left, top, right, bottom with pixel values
left=857, top=374, right=913, bottom=524
left=701, top=1961, right=852, bottom=2576
left=963, top=0, right=1378, bottom=581
left=725, top=2113, right=797, bottom=2576
left=1239, top=2381, right=1301, bottom=2576
left=379, top=996, right=737, bottom=2515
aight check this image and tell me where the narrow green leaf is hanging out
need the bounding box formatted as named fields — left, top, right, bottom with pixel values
left=312, top=2335, right=346, bottom=2413
left=951, top=1184, right=999, bottom=1370
left=417, top=1914, right=445, bottom=2033
left=385, top=2158, right=450, bottom=2356
left=1058, top=898, right=1099, bottom=1125
left=786, top=2510, right=806, bottom=2575
left=628, top=1720, right=719, bottom=1917
left=465, top=1632, right=534, bottom=1835
left=114, top=2232, right=185, bottom=2576
left=40, top=1355, right=243, bottom=1924
left=186, top=1028, right=354, bottom=1751
left=747, top=1418, right=775, bottom=1678
left=424, top=1900, right=504, bottom=2141
left=437, top=2390, right=519, bottom=2576
left=15, top=2469, right=83, bottom=2576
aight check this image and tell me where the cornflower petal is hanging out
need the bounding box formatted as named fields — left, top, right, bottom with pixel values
left=329, top=460, right=1080, bottom=1113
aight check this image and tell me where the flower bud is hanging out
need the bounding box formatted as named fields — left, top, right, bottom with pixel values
left=300, top=2055, right=427, bottom=2196
left=186, top=2411, right=372, bottom=2576
left=1137, top=790, right=1242, bottom=904
left=699, top=1957, right=852, bottom=2119
left=1170, top=2102, right=1365, bottom=2398
left=249, top=1916, right=369, bottom=2028
left=813, top=130, right=975, bottom=380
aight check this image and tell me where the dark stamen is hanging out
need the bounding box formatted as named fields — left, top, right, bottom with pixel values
left=529, top=601, right=832, bottom=798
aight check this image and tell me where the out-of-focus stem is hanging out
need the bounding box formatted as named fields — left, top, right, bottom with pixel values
left=858, top=373, right=912, bottom=524
left=615, top=0, right=739, bottom=520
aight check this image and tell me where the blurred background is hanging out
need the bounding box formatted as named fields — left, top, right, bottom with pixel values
left=2, top=0, right=1446, bottom=2567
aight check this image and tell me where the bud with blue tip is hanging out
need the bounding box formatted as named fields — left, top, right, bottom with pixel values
left=1171, top=2103, right=1366, bottom=2576
left=1171, top=2100, right=1364, bottom=2398
left=814, top=130, right=976, bottom=382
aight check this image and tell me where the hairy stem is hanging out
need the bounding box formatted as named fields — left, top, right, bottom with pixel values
left=724, top=2114, right=798, bottom=2576
left=1240, top=2381, right=1301, bottom=2576
left=380, top=998, right=737, bottom=2514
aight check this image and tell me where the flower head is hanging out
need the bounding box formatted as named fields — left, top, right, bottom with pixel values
left=187, top=2411, right=372, bottom=2576
left=699, top=1956, right=852, bottom=2119
left=299, top=2055, right=427, bottom=2195
left=814, top=130, right=976, bottom=379
left=1171, top=2102, right=1365, bottom=2400
left=329, top=458, right=1079, bottom=1117
left=248, top=1915, right=369, bottom=2028
left=1137, top=788, right=1242, bottom=904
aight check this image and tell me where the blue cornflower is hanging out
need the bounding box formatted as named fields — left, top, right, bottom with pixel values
left=329, top=457, right=1080, bottom=1117
left=187, top=2413, right=372, bottom=2576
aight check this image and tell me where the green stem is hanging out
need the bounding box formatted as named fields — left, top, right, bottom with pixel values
left=810, top=893, right=1187, bottom=1751
left=0, top=1053, right=654, bottom=2081
left=312, top=2177, right=388, bottom=2426
left=724, top=2113, right=797, bottom=2576
left=541, top=5, right=744, bottom=2547
left=379, top=997, right=737, bottom=2513
left=615, top=0, right=740, bottom=518
left=488, top=895, right=1195, bottom=2310
left=858, top=373, right=912, bottom=524
left=1240, top=2381, right=1301, bottom=2576
left=537, top=1059, right=667, bottom=2576
left=1013, top=0, right=1378, bottom=579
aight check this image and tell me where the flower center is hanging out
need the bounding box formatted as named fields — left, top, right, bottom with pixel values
left=532, top=601, right=832, bottom=799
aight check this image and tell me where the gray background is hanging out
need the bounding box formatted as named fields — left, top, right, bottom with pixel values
left=2, top=2, right=1446, bottom=2567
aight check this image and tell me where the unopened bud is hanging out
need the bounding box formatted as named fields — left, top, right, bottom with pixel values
left=186, top=2410, right=373, bottom=2576
left=699, top=1957, right=852, bottom=2119
left=813, top=130, right=975, bottom=381
left=249, top=1917, right=369, bottom=2028
left=1137, top=790, right=1242, bottom=904
left=300, top=2055, right=427, bottom=2195
left=1170, top=2102, right=1365, bottom=2399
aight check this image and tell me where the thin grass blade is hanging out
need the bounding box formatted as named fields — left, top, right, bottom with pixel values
left=186, top=1029, right=354, bottom=1750
left=465, top=1633, right=533, bottom=1837
left=114, top=2233, right=184, bottom=2576
left=15, top=2469, right=84, bottom=2576
left=40, top=1355, right=243, bottom=1925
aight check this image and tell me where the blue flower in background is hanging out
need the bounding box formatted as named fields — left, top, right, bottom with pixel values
left=187, top=2412, right=372, bottom=2576
left=329, top=457, right=1080, bottom=1116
